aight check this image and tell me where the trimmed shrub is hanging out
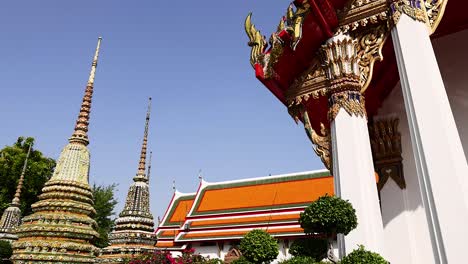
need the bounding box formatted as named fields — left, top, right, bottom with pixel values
left=278, top=256, right=323, bottom=264
left=299, top=195, right=358, bottom=263
left=340, top=246, right=388, bottom=264
left=299, top=195, right=357, bottom=236
left=126, top=249, right=221, bottom=264
left=231, top=256, right=253, bottom=264
left=239, top=229, right=279, bottom=263
left=289, top=238, right=327, bottom=261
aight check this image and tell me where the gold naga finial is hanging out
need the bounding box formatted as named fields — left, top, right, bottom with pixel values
left=11, top=143, right=33, bottom=206
left=277, top=17, right=286, bottom=32
left=286, top=4, right=294, bottom=21
left=245, top=13, right=267, bottom=68
left=70, top=37, right=102, bottom=145
left=135, top=97, right=152, bottom=181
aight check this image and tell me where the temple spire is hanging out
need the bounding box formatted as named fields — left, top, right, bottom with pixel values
left=70, top=37, right=102, bottom=146
left=135, top=97, right=152, bottom=181
left=100, top=98, right=156, bottom=259
left=147, top=151, right=153, bottom=182
left=11, top=143, right=32, bottom=206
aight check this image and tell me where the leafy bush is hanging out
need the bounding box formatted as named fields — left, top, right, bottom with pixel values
left=289, top=238, right=327, bottom=261
left=299, top=195, right=358, bottom=263
left=203, top=259, right=223, bottom=264
left=0, top=241, right=12, bottom=263
left=278, top=256, right=321, bottom=264
left=127, top=249, right=220, bottom=264
left=231, top=256, right=253, bottom=264
left=340, top=246, right=388, bottom=264
left=299, top=195, right=357, bottom=236
left=239, top=229, right=279, bottom=263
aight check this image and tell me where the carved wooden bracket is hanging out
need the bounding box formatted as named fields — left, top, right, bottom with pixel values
left=369, top=118, right=405, bottom=190
left=302, top=107, right=332, bottom=171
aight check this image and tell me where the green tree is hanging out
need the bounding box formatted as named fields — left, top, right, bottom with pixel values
left=231, top=256, right=252, bottom=264
left=299, top=195, right=357, bottom=263
left=340, top=245, right=388, bottom=264
left=278, top=256, right=327, bottom=264
left=0, top=240, right=12, bottom=264
left=91, top=183, right=118, bottom=248
left=239, top=229, right=278, bottom=264
left=289, top=238, right=327, bottom=261
left=0, top=137, right=55, bottom=216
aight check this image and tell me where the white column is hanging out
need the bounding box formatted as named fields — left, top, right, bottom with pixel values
left=318, top=33, right=386, bottom=257
left=331, top=108, right=385, bottom=257
left=392, top=14, right=468, bottom=263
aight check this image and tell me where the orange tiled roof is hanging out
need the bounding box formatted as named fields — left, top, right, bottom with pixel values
left=177, top=225, right=306, bottom=242
left=189, top=171, right=333, bottom=216
left=156, top=191, right=196, bottom=244
left=188, top=212, right=300, bottom=229
left=155, top=241, right=175, bottom=248
left=160, top=192, right=196, bottom=228
left=157, top=170, right=334, bottom=244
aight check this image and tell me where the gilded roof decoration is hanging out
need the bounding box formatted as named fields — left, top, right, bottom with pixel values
left=245, top=1, right=311, bottom=78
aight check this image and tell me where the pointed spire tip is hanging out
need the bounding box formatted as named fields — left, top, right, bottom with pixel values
left=135, top=98, right=152, bottom=181
left=69, top=38, right=102, bottom=145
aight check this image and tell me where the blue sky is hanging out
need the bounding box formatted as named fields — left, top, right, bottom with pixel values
left=0, top=1, right=324, bottom=219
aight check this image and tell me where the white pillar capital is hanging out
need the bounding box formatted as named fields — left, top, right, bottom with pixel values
left=319, top=33, right=361, bottom=94
left=390, top=0, right=427, bottom=27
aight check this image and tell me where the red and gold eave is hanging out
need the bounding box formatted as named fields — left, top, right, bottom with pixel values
left=250, top=0, right=468, bottom=129
left=252, top=0, right=347, bottom=104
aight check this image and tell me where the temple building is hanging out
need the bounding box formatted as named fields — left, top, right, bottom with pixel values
left=155, top=170, right=334, bottom=263
left=244, top=0, right=468, bottom=263
left=0, top=144, right=32, bottom=243
left=99, top=98, right=157, bottom=263
left=11, top=38, right=102, bottom=263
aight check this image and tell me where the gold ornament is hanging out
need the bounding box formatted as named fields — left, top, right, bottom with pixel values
left=390, top=0, right=427, bottom=26
left=424, top=0, right=448, bottom=34
left=355, top=24, right=389, bottom=93
left=302, top=108, right=332, bottom=171
left=244, top=2, right=311, bottom=78
left=244, top=13, right=267, bottom=68
left=369, top=118, right=405, bottom=190
left=328, top=91, right=367, bottom=121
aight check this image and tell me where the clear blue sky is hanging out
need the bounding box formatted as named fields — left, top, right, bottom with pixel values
left=0, top=1, right=324, bottom=219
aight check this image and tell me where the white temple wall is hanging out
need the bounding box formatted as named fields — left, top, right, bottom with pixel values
left=191, top=238, right=303, bottom=263
left=274, top=239, right=291, bottom=263
left=376, top=28, right=468, bottom=264
left=193, top=243, right=221, bottom=260
left=432, top=29, right=468, bottom=153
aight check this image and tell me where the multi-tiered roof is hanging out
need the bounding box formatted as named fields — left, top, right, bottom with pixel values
left=0, top=144, right=32, bottom=243
left=11, top=38, right=102, bottom=263
left=99, top=98, right=157, bottom=263
left=156, top=170, right=334, bottom=249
